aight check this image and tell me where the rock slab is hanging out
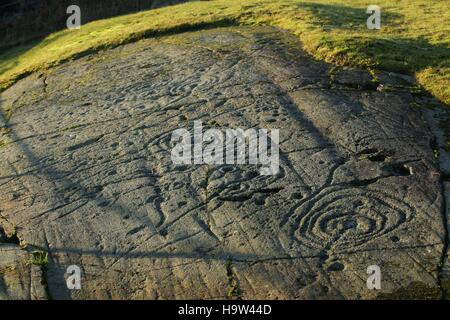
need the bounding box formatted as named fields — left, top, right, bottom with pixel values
left=0, top=26, right=446, bottom=299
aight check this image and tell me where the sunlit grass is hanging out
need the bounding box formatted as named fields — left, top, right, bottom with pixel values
left=0, top=0, right=449, bottom=104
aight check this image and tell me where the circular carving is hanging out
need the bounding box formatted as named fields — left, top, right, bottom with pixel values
left=290, top=186, right=414, bottom=251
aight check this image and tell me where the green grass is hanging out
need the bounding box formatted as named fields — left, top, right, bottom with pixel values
left=29, top=250, right=51, bottom=297
left=0, top=0, right=449, bottom=104
left=30, top=250, right=49, bottom=266
left=225, top=257, right=241, bottom=299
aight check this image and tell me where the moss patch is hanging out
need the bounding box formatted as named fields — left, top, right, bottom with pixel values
left=30, top=251, right=49, bottom=267
left=225, top=257, right=242, bottom=299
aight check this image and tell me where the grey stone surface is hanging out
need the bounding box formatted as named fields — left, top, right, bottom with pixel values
left=0, top=26, right=447, bottom=299
left=422, top=104, right=450, bottom=292
left=0, top=244, right=47, bottom=300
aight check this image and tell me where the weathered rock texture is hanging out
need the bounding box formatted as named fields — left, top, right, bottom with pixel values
left=0, top=26, right=447, bottom=299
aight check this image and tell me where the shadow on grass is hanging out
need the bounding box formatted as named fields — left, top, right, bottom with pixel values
left=298, top=1, right=450, bottom=102
left=334, top=36, right=450, bottom=74
left=299, top=2, right=403, bottom=31
left=0, top=0, right=192, bottom=50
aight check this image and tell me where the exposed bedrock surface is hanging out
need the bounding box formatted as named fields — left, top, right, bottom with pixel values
left=0, top=26, right=448, bottom=299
